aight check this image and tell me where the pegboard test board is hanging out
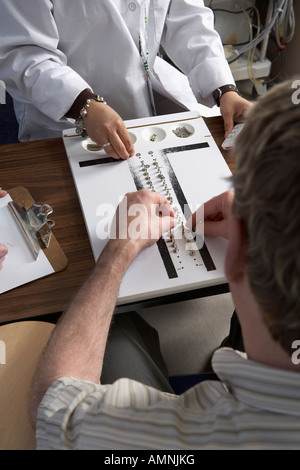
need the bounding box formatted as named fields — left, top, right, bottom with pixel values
left=63, top=111, right=232, bottom=305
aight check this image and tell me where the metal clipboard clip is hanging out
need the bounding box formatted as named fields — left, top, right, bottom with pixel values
left=8, top=201, right=55, bottom=260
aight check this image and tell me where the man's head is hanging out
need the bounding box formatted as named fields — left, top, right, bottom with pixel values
left=231, top=79, right=300, bottom=355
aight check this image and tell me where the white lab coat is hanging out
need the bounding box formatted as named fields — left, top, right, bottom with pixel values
left=0, top=0, right=234, bottom=141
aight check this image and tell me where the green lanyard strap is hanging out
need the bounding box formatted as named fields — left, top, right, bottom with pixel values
left=139, top=2, right=156, bottom=115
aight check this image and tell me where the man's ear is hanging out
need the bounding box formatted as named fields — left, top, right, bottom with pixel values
left=225, top=216, right=247, bottom=283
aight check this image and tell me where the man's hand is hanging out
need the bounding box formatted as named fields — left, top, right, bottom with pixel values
left=190, top=191, right=234, bottom=240
left=109, top=189, right=175, bottom=259
left=0, top=244, right=8, bottom=271
left=220, top=92, right=252, bottom=138
left=83, top=101, right=135, bottom=160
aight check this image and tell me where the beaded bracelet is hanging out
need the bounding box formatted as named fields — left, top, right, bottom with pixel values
left=75, top=95, right=107, bottom=136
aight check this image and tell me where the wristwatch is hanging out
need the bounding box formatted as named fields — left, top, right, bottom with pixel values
left=213, top=85, right=240, bottom=107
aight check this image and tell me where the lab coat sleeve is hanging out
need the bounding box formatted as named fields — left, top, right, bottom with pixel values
left=0, top=0, right=91, bottom=121
left=161, top=0, right=235, bottom=107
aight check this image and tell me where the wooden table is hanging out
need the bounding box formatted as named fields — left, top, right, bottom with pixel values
left=0, top=116, right=235, bottom=323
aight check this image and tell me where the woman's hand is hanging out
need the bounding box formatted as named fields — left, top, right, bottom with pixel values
left=83, top=101, right=135, bottom=160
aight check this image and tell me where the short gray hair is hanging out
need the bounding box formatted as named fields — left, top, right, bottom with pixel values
left=233, top=79, right=300, bottom=354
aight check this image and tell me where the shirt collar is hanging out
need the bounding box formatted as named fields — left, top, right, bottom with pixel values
left=212, top=348, right=300, bottom=416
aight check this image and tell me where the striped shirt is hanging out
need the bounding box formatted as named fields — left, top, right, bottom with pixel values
left=36, top=348, right=300, bottom=449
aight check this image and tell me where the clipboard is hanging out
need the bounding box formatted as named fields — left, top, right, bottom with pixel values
left=0, top=186, right=68, bottom=294
left=7, top=186, right=68, bottom=272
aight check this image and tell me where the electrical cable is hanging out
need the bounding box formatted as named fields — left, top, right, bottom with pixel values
left=274, top=0, right=295, bottom=49
left=208, top=0, right=295, bottom=84
left=242, top=5, right=264, bottom=86
left=223, top=0, right=294, bottom=64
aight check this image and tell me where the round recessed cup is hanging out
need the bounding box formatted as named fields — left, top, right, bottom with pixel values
left=170, top=122, right=195, bottom=138
left=81, top=138, right=102, bottom=152
left=141, top=126, right=167, bottom=143
left=82, top=133, right=137, bottom=152
left=129, top=132, right=137, bottom=144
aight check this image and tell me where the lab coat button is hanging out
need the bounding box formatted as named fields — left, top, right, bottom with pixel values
left=128, top=2, right=136, bottom=11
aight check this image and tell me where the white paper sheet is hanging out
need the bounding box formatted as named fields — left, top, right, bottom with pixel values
left=0, top=194, right=54, bottom=294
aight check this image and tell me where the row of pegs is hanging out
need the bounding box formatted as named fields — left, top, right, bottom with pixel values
left=136, top=153, right=196, bottom=257
left=136, top=153, right=173, bottom=204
